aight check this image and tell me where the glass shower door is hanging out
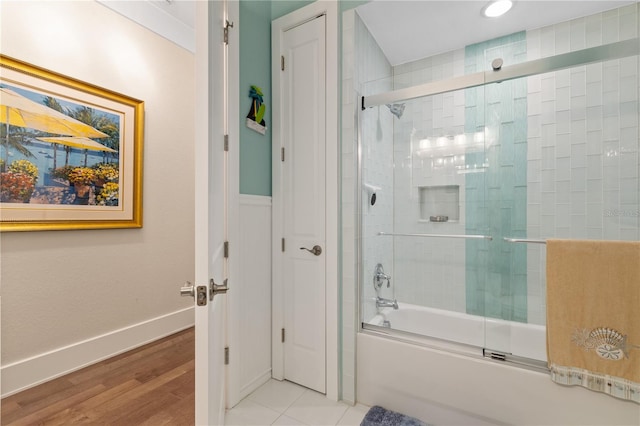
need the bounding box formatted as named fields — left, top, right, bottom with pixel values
left=482, top=50, right=640, bottom=363
left=477, top=69, right=543, bottom=361
left=360, top=81, right=492, bottom=350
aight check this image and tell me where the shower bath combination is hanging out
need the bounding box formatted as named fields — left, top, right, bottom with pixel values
left=350, top=3, right=640, bottom=423
left=359, top=35, right=640, bottom=367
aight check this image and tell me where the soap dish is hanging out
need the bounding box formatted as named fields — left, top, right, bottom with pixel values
left=430, top=215, right=449, bottom=222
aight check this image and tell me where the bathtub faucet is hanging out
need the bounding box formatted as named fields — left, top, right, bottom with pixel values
left=376, top=296, right=398, bottom=310
left=374, top=263, right=391, bottom=289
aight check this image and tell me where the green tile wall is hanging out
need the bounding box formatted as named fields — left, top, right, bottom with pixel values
left=465, top=32, right=529, bottom=322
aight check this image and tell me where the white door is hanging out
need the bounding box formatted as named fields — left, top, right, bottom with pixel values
left=280, top=15, right=327, bottom=394
left=191, top=1, right=229, bottom=424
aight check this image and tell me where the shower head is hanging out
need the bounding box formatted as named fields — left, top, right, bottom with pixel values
left=385, top=103, right=405, bottom=119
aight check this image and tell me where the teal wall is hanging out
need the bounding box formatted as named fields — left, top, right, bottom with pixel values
left=464, top=32, right=528, bottom=322
left=239, top=0, right=367, bottom=195
left=271, top=0, right=315, bottom=19
left=239, top=0, right=314, bottom=196
left=240, top=1, right=273, bottom=196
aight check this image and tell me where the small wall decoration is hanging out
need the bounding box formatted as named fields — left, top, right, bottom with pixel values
left=246, top=85, right=267, bottom=135
left=0, top=55, right=144, bottom=231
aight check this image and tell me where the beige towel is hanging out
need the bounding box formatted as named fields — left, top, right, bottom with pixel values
left=546, top=239, right=640, bottom=403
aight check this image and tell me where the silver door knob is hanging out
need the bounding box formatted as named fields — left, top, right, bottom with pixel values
left=180, top=281, right=195, bottom=298
left=300, top=245, right=322, bottom=256
left=209, top=278, right=229, bottom=300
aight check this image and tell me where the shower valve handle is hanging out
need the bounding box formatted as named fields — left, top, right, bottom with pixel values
left=300, top=245, right=322, bottom=256
left=373, top=263, right=391, bottom=289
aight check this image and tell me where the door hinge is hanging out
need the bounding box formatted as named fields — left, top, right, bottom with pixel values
left=281, top=238, right=285, bottom=252
left=281, top=328, right=285, bottom=343
left=281, top=55, right=285, bottom=71
left=224, top=20, right=234, bottom=45
left=224, top=347, right=230, bottom=365
left=224, top=241, right=229, bottom=258
left=224, top=134, right=229, bottom=152
left=281, top=147, right=285, bottom=162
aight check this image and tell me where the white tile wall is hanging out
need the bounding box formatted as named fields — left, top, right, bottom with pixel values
left=526, top=3, right=640, bottom=324
left=340, top=10, right=392, bottom=404
left=340, top=9, right=357, bottom=405
left=389, top=50, right=468, bottom=312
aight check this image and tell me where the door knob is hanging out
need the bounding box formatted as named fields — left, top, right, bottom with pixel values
left=180, top=281, right=195, bottom=297
left=181, top=281, right=208, bottom=306
left=209, top=278, right=229, bottom=300
left=300, top=245, right=322, bottom=256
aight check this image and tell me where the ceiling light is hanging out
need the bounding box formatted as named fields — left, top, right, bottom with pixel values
left=482, top=0, right=513, bottom=18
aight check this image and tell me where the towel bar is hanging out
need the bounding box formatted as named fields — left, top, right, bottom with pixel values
left=378, top=232, right=493, bottom=241
left=503, top=237, right=546, bottom=244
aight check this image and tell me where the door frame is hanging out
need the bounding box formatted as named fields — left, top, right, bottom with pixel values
left=225, top=0, right=242, bottom=410
left=194, top=1, right=226, bottom=424
left=194, top=0, right=239, bottom=422
left=271, top=1, right=339, bottom=400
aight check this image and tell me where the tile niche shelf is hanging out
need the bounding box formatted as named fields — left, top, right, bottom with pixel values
left=419, top=185, right=460, bottom=223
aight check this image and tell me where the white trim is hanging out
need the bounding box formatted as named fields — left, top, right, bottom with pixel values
left=239, top=194, right=272, bottom=206
left=226, top=0, right=244, bottom=410
left=1, top=307, right=194, bottom=398
left=324, top=0, right=339, bottom=402
left=97, top=0, right=195, bottom=52
left=271, top=0, right=339, bottom=401
left=271, top=13, right=285, bottom=384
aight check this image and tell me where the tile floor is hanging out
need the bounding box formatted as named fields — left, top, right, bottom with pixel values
left=225, top=379, right=369, bottom=426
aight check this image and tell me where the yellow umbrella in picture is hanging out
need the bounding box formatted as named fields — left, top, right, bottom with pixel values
left=1, top=87, right=108, bottom=137
left=1, top=87, right=108, bottom=166
left=36, top=136, right=117, bottom=167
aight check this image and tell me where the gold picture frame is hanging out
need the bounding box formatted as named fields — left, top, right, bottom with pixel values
left=0, top=55, right=143, bottom=231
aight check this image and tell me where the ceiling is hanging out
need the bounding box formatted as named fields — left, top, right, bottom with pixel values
left=356, top=0, right=636, bottom=66
left=98, top=0, right=196, bottom=51
left=151, top=0, right=195, bottom=28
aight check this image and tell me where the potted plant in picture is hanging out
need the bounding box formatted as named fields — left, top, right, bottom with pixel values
left=92, top=163, right=118, bottom=189
left=0, top=171, right=36, bottom=203
left=67, top=167, right=95, bottom=205
left=9, top=159, right=39, bottom=184
left=0, top=160, right=39, bottom=203
left=96, top=182, right=119, bottom=206
left=52, top=165, right=75, bottom=185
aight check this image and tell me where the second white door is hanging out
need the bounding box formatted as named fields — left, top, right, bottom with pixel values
left=280, top=14, right=326, bottom=394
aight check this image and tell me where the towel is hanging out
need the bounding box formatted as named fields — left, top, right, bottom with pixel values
left=546, top=239, right=640, bottom=403
left=360, top=406, right=428, bottom=426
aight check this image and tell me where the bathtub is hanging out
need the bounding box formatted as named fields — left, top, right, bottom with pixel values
left=359, top=302, right=637, bottom=425
left=367, top=302, right=547, bottom=361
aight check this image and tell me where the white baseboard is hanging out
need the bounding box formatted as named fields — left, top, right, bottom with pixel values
left=234, top=369, right=272, bottom=408
left=1, top=307, right=194, bottom=398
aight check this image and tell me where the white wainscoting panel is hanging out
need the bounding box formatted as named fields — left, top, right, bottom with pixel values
left=228, top=195, right=272, bottom=407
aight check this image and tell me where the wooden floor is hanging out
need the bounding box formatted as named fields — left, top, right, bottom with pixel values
left=2, top=328, right=195, bottom=426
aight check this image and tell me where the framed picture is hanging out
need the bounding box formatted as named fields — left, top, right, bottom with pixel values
left=0, top=55, right=143, bottom=231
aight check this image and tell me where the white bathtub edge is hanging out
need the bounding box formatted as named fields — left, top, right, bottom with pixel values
left=357, top=333, right=639, bottom=426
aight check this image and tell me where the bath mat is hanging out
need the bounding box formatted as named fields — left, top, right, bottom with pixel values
left=360, top=405, right=429, bottom=426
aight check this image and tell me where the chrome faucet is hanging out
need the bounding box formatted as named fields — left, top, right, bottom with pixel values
left=373, top=263, right=398, bottom=310
left=376, top=296, right=398, bottom=310
left=373, top=263, right=391, bottom=289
